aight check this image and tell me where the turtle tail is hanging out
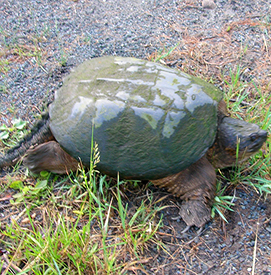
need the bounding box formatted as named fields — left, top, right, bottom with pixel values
left=0, top=112, right=54, bottom=169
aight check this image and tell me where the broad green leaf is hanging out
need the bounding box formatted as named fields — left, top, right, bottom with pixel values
left=35, top=180, right=47, bottom=189
left=0, top=131, right=9, bottom=140
left=0, top=124, right=8, bottom=131
left=40, top=171, right=49, bottom=178
left=12, top=118, right=27, bottom=130
left=10, top=180, right=24, bottom=190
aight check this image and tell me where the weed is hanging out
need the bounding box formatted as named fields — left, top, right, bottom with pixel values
left=211, top=181, right=236, bottom=223
left=0, top=118, right=28, bottom=147
left=153, top=42, right=180, bottom=62
left=0, top=58, right=9, bottom=74
left=10, top=171, right=53, bottom=204
left=1, top=162, right=165, bottom=274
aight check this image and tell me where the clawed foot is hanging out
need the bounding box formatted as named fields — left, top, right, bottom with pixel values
left=171, top=199, right=211, bottom=238
left=179, top=199, right=211, bottom=228
left=176, top=200, right=211, bottom=233
left=153, top=156, right=216, bottom=236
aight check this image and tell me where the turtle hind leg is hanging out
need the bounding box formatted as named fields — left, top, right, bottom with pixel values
left=152, top=156, right=216, bottom=228
left=23, top=141, right=79, bottom=174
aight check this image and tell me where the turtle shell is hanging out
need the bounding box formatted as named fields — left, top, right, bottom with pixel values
left=49, top=56, right=223, bottom=180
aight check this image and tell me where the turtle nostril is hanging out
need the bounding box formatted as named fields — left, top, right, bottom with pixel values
left=261, top=130, right=268, bottom=139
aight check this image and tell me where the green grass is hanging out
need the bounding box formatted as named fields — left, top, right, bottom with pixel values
left=0, top=119, right=167, bottom=274
left=1, top=166, right=166, bottom=274
left=152, top=43, right=180, bottom=62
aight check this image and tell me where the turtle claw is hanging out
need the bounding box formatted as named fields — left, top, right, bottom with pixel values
left=184, top=225, right=207, bottom=244
left=196, top=226, right=204, bottom=236
left=171, top=200, right=210, bottom=235
left=180, top=223, right=204, bottom=235
left=181, top=225, right=191, bottom=234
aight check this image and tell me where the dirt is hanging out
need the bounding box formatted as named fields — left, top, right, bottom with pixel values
left=0, top=0, right=271, bottom=274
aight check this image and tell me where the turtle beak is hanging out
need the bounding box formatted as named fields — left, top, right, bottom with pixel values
left=256, top=129, right=268, bottom=140
left=248, top=129, right=268, bottom=152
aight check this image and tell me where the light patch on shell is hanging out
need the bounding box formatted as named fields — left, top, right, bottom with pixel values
left=154, top=71, right=191, bottom=109
left=153, top=94, right=167, bottom=107
left=79, top=79, right=93, bottom=83
left=70, top=96, right=93, bottom=119
left=163, top=110, right=186, bottom=138
left=145, top=63, right=159, bottom=73
left=116, top=91, right=130, bottom=101
left=94, top=99, right=125, bottom=127
left=132, top=106, right=164, bottom=129
left=130, top=94, right=147, bottom=103
left=126, top=65, right=140, bottom=72
left=185, top=87, right=215, bottom=113
left=156, top=71, right=191, bottom=89
left=114, top=56, right=145, bottom=66
left=97, top=77, right=154, bottom=86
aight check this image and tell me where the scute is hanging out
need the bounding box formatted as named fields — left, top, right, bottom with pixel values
left=49, top=56, right=222, bottom=179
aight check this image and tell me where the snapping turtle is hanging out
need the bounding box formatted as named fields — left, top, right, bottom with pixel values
left=0, top=56, right=267, bottom=228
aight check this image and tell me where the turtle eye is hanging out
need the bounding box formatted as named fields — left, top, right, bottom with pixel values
left=249, top=133, right=257, bottom=141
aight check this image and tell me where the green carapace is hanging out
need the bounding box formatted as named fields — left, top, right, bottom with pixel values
left=49, top=56, right=223, bottom=180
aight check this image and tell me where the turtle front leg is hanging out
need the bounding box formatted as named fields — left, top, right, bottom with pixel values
left=23, top=141, right=79, bottom=174
left=152, top=156, right=216, bottom=228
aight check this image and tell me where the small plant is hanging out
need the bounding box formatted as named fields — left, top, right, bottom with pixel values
left=9, top=171, right=53, bottom=204
left=0, top=118, right=28, bottom=147
left=211, top=181, right=236, bottom=223
left=153, top=42, right=180, bottom=62
left=0, top=58, right=10, bottom=74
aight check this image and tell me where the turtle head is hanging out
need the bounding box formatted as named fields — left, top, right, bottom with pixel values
left=207, top=117, right=268, bottom=169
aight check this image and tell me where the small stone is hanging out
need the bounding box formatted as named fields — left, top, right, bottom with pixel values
left=202, top=0, right=216, bottom=9
left=21, top=217, right=30, bottom=224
